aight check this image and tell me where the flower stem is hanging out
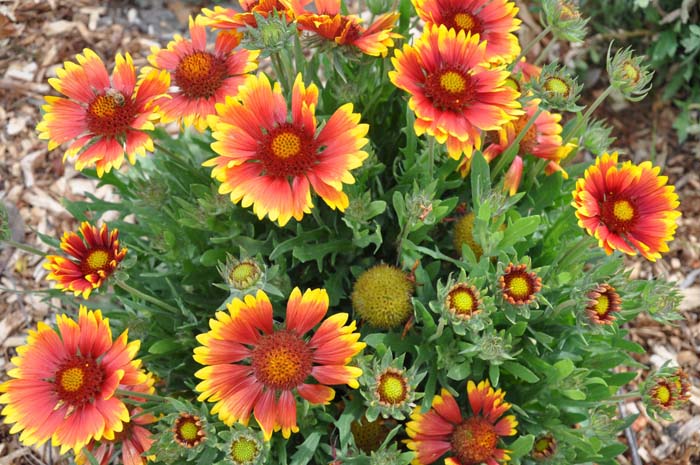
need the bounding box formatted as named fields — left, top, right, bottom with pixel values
left=512, top=25, right=552, bottom=67
left=610, top=392, right=641, bottom=402
left=114, top=280, right=180, bottom=313
left=534, top=39, right=556, bottom=65
left=115, top=388, right=167, bottom=403
left=1, top=239, right=45, bottom=257
left=564, top=85, right=613, bottom=144
left=427, top=136, right=436, bottom=180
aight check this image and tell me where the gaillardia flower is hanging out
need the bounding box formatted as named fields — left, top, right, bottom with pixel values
left=201, top=1, right=294, bottom=30
left=44, top=222, right=127, bottom=299
left=173, top=413, right=206, bottom=448
left=291, top=0, right=401, bottom=56
left=148, top=17, right=258, bottom=131
left=406, top=380, right=517, bottom=465
left=483, top=100, right=575, bottom=196
left=351, top=264, right=414, bottom=330
left=76, top=372, right=157, bottom=465
left=36, top=49, right=169, bottom=177
left=499, top=263, right=541, bottom=305
left=585, top=283, right=621, bottom=325
left=204, top=73, right=369, bottom=226
left=194, top=288, right=365, bottom=440
left=572, top=152, right=681, bottom=261
left=445, top=282, right=482, bottom=321
left=389, top=24, right=521, bottom=159
left=0, top=306, right=144, bottom=453
left=531, top=433, right=556, bottom=461
left=412, top=0, right=521, bottom=63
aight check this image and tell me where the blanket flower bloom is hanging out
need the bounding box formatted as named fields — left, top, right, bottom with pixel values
left=406, top=380, right=517, bottom=465
left=389, top=24, right=521, bottom=160
left=204, top=73, right=368, bottom=226
left=200, top=1, right=295, bottom=30
left=483, top=100, right=575, bottom=195
left=36, top=49, right=169, bottom=177
left=147, top=17, right=258, bottom=131
left=44, top=222, right=127, bottom=299
left=572, top=152, right=681, bottom=261
left=0, top=307, right=144, bottom=454
left=290, top=0, right=401, bottom=56
left=194, top=288, right=365, bottom=440
left=76, top=372, right=157, bottom=465
left=412, top=0, right=521, bottom=63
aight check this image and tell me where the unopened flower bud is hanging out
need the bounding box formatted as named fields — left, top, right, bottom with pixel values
left=541, top=0, right=589, bottom=43
left=607, top=45, right=653, bottom=102
left=529, top=64, right=583, bottom=112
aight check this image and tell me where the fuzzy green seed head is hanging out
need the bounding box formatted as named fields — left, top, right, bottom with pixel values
left=453, top=212, right=483, bottom=259
left=352, top=264, right=414, bottom=330
left=351, top=418, right=389, bottom=454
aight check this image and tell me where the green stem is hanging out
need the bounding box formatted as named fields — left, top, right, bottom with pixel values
left=114, top=280, right=180, bottom=313
left=271, top=51, right=295, bottom=95
left=564, top=85, right=613, bottom=144
left=1, top=239, right=45, bottom=257
left=81, top=448, right=101, bottom=465
left=610, top=392, right=641, bottom=402
left=153, top=141, right=176, bottom=158
left=115, top=388, right=167, bottom=403
left=492, top=108, right=544, bottom=178
left=511, top=25, right=552, bottom=67
left=534, top=39, right=556, bottom=65
left=427, top=136, right=436, bottom=180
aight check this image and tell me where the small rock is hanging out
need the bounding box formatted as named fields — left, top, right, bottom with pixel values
left=671, top=257, right=681, bottom=269
left=7, top=116, right=27, bottom=136
left=4, top=61, right=37, bottom=81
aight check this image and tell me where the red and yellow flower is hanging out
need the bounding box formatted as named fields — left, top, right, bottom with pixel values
left=194, top=288, right=365, bottom=440
left=0, top=307, right=144, bottom=454
left=483, top=100, right=575, bottom=195
left=585, top=283, right=621, bottom=325
left=412, top=0, right=521, bottom=63
left=290, top=0, right=401, bottom=56
left=36, top=49, right=169, bottom=177
left=204, top=73, right=368, bottom=226
left=200, top=1, right=295, bottom=30
left=499, top=263, right=541, bottom=305
left=572, top=152, right=681, bottom=261
left=406, top=380, right=517, bottom=465
left=76, top=373, right=157, bottom=465
left=44, top=222, right=127, bottom=299
left=148, top=17, right=258, bottom=131
left=389, top=24, right=521, bottom=160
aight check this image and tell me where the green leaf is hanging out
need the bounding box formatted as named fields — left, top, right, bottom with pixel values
left=148, top=339, right=180, bottom=354
left=470, top=151, right=490, bottom=209
left=562, top=389, right=586, bottom=400
left=554, top=359, right=575, bottom=380
left=200, top=248, right=227, bottom=267
left=508, top=434, right=535, bottom=458
left=489, top=363, right=500, bottom=387
left=499, top=216, right=540, bottom=249
left=502, top=361, right=540, bottom=383
left=290, top=432, right=322, bottom=465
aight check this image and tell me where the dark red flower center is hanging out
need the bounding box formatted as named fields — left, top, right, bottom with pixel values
left=600, top=196, right=637, bottom=234
left=81, top=248, right=112, bottom=275
left=173, top=413, right=206, bottom=448
left=424, top=66, right=476, bottom=112
left=252, top=330, right=313, bottom=390
left=54, top=356, right=105, bottom=407
left=338, top=17, right=362, bottom=44
left=258, top=123, right=319, bottom=178
left=87, top=91, right=137, bottom=138
left=451, top=417, right=498, bottom=465
left=500, top=264, right=541, bottom=305
left=376, top=369, right=408, bottom=405
left=175, top=51, right=228, bottom=99
left=446, top=10, right=484, bottom=35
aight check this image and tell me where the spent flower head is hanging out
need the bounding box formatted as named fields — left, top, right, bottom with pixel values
left=607, top=44, right=654, bottom=102
left=351, top=417, right=390, bottom=454
left=541, top=0, right=588, bottom=42
left=351, top=264, right=414, bottom=330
